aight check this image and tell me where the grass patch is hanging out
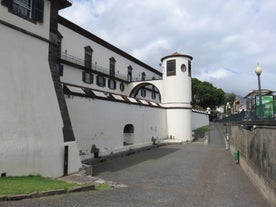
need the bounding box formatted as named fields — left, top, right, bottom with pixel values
left=95, top=183, right=112, bottom=191
left=0, top=175, right=82, bottom=195
left=194, top=125, right=210, bottom=133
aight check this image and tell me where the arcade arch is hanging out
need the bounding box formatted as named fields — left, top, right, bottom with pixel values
left=129, top=82, right=162, bottom=102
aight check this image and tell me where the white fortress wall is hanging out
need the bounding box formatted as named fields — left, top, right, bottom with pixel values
left=0, top=24, right=67, bottom=177
left=65, top=96, right=167, bottom=160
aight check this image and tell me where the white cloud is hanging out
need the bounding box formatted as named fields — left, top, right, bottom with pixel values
left=196, top=68, right=233, bottom=82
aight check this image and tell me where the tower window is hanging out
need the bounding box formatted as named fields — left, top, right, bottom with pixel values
left=188, top=60, right=191, bottom=77
left=167, top=59, right=176, bottom=76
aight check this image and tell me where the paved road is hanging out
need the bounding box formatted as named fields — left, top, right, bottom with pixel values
left=0, top=123, right=269, bottom=207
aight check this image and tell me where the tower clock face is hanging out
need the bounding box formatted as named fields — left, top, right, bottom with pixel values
left=181, top=64, right=186, bottom=72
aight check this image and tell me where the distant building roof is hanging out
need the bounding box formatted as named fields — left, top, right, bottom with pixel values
left=244, top=89, right=273, bottom=99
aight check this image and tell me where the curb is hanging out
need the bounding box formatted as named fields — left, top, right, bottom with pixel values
left=0, top=184, right=95, bottom=202
left=83, top=144, right=160, bottom=165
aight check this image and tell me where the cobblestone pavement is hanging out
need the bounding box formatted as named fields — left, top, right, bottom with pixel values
left=0, top=123, right=269, bottom=207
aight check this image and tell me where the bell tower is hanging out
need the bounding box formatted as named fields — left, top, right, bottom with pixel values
left=161, top=52, right=193, bottom=142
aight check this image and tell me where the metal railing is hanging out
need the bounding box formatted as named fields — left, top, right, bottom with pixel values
left=218, top=104, right=276, bottom=123
left=60, top=52, right=162, bottom=82
left=61, top=52, right=84, bottom=66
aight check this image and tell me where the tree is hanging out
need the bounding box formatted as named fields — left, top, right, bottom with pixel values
left=225, top=93, right=236, bottom=104
left=192, top=78, right=225, bottom=109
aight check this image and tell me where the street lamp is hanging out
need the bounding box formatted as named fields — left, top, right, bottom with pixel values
left=255, top=64, right=263, bottom=119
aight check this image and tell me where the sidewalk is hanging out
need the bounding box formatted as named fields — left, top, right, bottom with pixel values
left=59, top=169, right=127, bottom=188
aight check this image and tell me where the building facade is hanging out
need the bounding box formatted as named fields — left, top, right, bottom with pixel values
left=0, top=0, right=209, bottom=177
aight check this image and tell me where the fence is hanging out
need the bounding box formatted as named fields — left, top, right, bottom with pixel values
left=219, top=100, right=276, bottom=122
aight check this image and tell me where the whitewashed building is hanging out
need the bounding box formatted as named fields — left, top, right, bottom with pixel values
left=0, top=0, right=208, bottom=177
left=0, top=0, right=81, bottom=178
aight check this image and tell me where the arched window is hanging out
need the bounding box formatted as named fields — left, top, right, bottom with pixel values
left=124, top=124, right=134, bottom=133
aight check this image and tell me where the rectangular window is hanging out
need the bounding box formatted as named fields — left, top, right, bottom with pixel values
left=82, top=71, right=93, bottom=84
left=151, top=86, right=156, bottom=100
left=109, top=57, right=116, bottom=77
left=151, top=92, right=156, bottom=100
left=108, top=79, right=116, bottom=90
left=141, top=88, right=146, bottom=97
left=58, top=64, right=64, bottom=76
left=96, top=76, right=106, bottom=87
left=2, top=0, right=44, bottom=22
left=127, top=66, right=132, bottom=82
left=13, top=0, right=32, bottom=18
left=167, top=59, right=176, bottom=76
left=84, top=46, right=92, bottom=69
left=142, top=72, right=146, bottom=81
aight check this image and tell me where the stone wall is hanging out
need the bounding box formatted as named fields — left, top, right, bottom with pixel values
left=223, top=123, right=276, bottom=206
left=191, top=111, right=209, bottom=130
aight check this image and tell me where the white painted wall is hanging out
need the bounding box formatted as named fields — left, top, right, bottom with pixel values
left=191, top=111, right=209, bottom=130
left=65, top=96, right=167, bottom=160
left=166, top=109, right=192, bottom=141
left=0, top=21, right=80, bottom=177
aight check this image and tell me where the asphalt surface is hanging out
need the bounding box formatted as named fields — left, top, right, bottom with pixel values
left=0, top=123, right=269, bottom=207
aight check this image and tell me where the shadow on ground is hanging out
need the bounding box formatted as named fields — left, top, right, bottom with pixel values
left=92, top=146, right=180, bottom=176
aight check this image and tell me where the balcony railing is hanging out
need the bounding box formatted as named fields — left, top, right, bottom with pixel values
left=60, top=52, right=162, bottom=82
left=61, top=52, right=84, bottom=66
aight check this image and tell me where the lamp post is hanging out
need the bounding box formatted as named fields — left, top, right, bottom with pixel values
left=255, top=64, right=263, bottom=120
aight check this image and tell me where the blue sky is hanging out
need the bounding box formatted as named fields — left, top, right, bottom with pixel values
left=60, top=0, right=276, bottom=96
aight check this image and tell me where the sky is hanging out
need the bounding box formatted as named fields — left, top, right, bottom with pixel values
left=60, top=0, right=276, bottom=97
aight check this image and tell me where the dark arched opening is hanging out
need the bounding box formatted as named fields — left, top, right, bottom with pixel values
left=123, top=124, right=134, bottom=145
